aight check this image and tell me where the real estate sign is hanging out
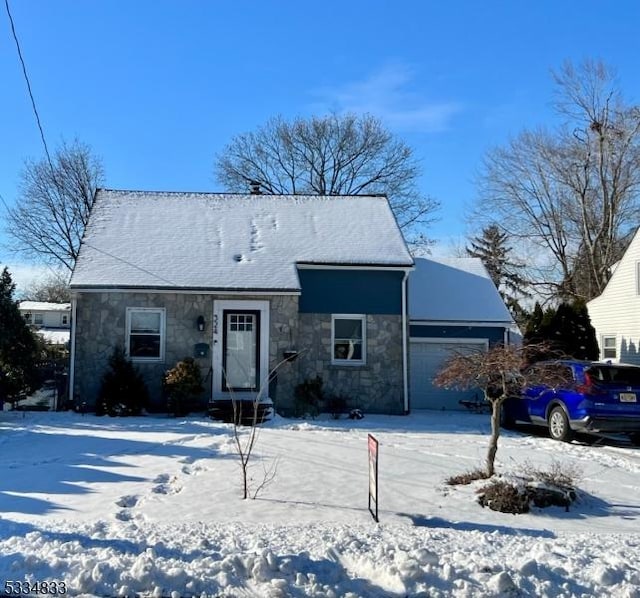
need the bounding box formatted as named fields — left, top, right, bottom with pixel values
left=368, top=434, right=379, bottom=522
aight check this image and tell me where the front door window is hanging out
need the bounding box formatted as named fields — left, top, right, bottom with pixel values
left=223, top=310, right=260, bottom=391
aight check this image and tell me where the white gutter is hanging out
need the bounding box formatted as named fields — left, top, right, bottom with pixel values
left=402, top=270, right=409, bottom=414
left=68, top=296, right=77, bottom=410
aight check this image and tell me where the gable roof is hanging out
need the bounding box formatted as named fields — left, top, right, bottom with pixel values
left=409, top=256, right=513, bottom=323
left=70, top=189, right=413, bottom=291
left=587, top=226, right=640, bottom=308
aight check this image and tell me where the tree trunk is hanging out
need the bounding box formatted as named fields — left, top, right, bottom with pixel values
left=486, top=399, right=502, bottom=477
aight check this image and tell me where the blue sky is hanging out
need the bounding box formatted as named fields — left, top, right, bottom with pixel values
left=2, top=0, right=640, bottom=286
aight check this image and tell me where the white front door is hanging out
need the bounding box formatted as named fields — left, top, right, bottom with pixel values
left=223, top=310, right=259, bottom=391
left=212, top=300, right=270, bottom=398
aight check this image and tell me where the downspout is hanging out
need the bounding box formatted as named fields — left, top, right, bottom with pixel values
left=68, top=295, right=77, bottom=410
left=402, top=270, right=410, bottom=414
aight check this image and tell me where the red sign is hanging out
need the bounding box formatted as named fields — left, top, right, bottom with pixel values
left=368, top=434, right=379, bottom=522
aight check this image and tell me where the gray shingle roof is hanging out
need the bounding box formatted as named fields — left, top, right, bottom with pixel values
left=70, top=189, right=413, bottom=291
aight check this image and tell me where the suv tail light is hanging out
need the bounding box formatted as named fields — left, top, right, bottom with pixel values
left=577, top=372, right=604, bottom=395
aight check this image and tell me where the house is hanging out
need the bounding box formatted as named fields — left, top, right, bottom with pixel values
left=18, top=301, right=71, bottom=347
left=408, top=257, right=514, bottom=410
left=587, top=227, right=640, bottom=364
left=69, top=189, right=414, bottom=414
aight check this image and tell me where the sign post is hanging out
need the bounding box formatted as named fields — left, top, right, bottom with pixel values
left=368, top=434, right=379, bottom=522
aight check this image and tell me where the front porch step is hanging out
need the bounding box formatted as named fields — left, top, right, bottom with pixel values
left=207, top=399, right=273, bottom=425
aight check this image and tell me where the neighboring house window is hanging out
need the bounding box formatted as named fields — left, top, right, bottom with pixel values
left=332, top=315, right=366, bottom=364
left=62, top=314, right=68, bottom=325
left=24, top=312, right=32, bottom=324
left=602, top=336, right=617, bottom=360
left=126, top=308, right=165, bottom=361
left=33, top=313, right=43, bottom=326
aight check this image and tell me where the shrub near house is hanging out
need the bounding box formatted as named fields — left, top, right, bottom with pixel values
left=164, top=358, right=204, bottom=416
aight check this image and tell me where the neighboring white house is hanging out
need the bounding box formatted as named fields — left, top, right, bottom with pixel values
left=408, top=257, right=515, bottom=410
left=587, top=228, right=640, bottom=364
left=18, top=301, right=71, bottom=347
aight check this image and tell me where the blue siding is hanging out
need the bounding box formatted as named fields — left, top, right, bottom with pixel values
left=298, top=269, right=404, bottom=314
left=410, top=324, right=506, bottom=345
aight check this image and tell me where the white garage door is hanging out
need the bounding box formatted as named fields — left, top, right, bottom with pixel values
left=409, top=340, right=487, bottom=410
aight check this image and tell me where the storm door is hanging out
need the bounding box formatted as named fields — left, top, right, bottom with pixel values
left=222, top=310, right=260, bottom=391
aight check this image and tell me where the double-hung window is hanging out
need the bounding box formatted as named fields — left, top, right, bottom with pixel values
left=602, top=335, right=617, bottom=360
left=332, top=314, right=366, bottom=365
left=126, top=307, right=165, bottom=361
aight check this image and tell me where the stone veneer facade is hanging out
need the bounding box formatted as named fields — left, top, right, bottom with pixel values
left=73, top=292, right=405, bottom=414
left=296, top=314, right=405, bottom=414
left=72, top=292, right=300, bottom=411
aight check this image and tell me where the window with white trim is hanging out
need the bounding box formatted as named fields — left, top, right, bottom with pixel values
left=126, top=308, right=165, bottom=361
left=33, top=313, right=43, bottom=326
left=602, top=335, right=617, bottom=360
left=332, top=315, right=366, bottom=364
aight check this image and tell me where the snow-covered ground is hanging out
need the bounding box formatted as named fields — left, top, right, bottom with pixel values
left=1, top=410, right=640, bottom=597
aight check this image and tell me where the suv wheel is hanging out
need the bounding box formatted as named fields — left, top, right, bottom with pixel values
left=548, top=406, right=573, bottom=442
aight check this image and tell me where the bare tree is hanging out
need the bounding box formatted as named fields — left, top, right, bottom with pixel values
left=215, top=113, right=439, bottom=250
left=476, top=60, right=640, bottom=301
left=5, top=139, right=104, bottom=271
left=227, top=354, right=299, bottom=499
left=21, top=269, right=70, bottom=303
left=435, top=343, right=568, bottom=477
left=231, top=393, right=278, bottom=500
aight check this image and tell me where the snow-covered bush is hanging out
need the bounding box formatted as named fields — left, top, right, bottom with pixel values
left=477, top=462, right=580, bottom=514
left=446, top=468, right=490, bottom=486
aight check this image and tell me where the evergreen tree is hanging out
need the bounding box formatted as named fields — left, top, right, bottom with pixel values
left=524, top=301, right=598, bottom=361
left=467, top=225, right=529, bottom=324
left=97, top=347, right=149, bottom=416
left=524, top=302, right=545, bottom=345
left=550, top=301, right=599, bottom=360
left=0, top=267, right=41, bottom=402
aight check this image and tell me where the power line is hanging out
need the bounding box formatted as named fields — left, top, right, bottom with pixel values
left=83, top=242, right=179, bottom=288
left=4, top=0, right=56, bottom=174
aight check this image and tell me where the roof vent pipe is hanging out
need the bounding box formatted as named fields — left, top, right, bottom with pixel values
left=249, top=180, right=262, bottom=195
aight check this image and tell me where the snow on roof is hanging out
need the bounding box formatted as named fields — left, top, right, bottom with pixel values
left=18, top=301, right=71, bottom=312
left=70, top=190, right=413, bottom=291
left=409, top=256, right=513, bottom=323
left=37, top=329, right=70, bottom=345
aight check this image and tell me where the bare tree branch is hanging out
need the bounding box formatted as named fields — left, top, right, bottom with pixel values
left=435, top=343, right=569, bottom=476
left=475, top=60, right=640, bottom=301
left=214, top=113, right=439, bottom=251
left=4, top=139, right=104, bottom=271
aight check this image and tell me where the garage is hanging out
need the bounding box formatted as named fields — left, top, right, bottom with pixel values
left=408, top=257, right=516, bottom=412
left=409, top=340, right=487, bottom=410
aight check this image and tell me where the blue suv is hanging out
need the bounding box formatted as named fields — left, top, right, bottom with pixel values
left=502, top=360, right=640, bottom=444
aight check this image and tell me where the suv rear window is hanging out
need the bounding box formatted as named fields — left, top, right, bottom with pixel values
left=587, top=365, right=640, bottom=385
